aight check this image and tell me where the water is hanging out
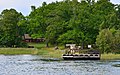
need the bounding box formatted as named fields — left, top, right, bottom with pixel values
left=0, top=55, right=120, bottom=75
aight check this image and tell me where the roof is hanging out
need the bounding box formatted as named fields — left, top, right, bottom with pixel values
left=24, top=34, right=32, bottom=39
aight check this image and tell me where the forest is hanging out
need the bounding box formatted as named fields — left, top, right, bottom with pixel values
left=0, top=0, right=120, bottom=53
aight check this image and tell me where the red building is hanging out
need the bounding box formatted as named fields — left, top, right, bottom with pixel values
left=23, top=34, right=45, bottom=43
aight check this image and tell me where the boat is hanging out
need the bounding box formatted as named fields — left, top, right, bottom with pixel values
left=62, top=49, right=100, bottom=60
left=62, top=53, right=100, bottom=60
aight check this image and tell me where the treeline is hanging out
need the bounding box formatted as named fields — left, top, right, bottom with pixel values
left=0, top=0, right=120, bottom=53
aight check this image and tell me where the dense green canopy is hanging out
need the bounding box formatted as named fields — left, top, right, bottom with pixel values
left=0, top=9, right=27, bottom=47
left=27, top=0, right=120, bottom=47
left=0, top=0, right=120, bottom=52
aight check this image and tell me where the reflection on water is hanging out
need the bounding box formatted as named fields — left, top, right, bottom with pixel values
left=112, top=64, right=120, bottom=67
left=0, top=55, right=120, bottom=75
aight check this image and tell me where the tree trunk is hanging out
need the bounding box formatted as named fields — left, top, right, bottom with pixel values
left=46, top=39, right=49, bottom=47
left=81, top=42, right=84, bottom=49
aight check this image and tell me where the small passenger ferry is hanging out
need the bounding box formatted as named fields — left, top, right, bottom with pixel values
left=62, top=53, right=100, bottom=60
left=62, top=44, right=100, bottom=60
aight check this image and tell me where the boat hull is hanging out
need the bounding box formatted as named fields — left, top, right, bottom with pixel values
left=62, top=54, right=100, bottom=60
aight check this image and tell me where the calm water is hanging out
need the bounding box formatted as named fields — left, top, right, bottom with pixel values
left=0, top=55, right=120, bottom=75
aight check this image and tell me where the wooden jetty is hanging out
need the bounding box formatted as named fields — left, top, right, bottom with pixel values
left=62, top=54, right=100, bottom=60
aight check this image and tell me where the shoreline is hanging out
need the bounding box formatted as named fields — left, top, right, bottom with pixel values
left=0, top=48, right=120, bottom=60
left=0, top=48, right=38, bottom=55
left=101, top=53, right=120, bottom=60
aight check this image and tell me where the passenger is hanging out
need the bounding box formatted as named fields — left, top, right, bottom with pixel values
left=54, top=46, right=58, bottom=50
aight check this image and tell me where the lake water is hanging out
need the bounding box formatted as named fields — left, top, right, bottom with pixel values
left=0, top=55, right=120, bottom=75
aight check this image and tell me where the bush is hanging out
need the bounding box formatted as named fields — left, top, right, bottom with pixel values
left=96, top=29, right=120, bottom=53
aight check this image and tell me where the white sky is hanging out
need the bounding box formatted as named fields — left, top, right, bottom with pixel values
left=0, top=0, right=120, bottom=16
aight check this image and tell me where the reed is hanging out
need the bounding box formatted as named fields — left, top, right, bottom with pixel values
left=101, top=53, right=120, bottom=60
left=0, top=48, right=38, bottom=55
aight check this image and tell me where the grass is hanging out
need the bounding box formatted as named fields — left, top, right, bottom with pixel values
left=0, top=43, right=120, bottom=60
left=101, top=53, right=120, bottom=60
left=28, top=43, right=46, bottom=49
left=37, top=47, right=64, bottom=58
left=0, top=48, right=38, bottom=55
left=0, top=43, right=64, bottom=58
left=28, top=43, right=64, bottom=58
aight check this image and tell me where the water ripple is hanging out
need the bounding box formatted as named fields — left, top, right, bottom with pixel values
left=0, top=55, right=120, bottom=75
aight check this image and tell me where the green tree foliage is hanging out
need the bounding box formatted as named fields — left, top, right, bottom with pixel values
left=111, top=29, right=120, bottom=50
left=1, top=0, right=120, bottom=50
left=96, top=29, right=113, bottom=53
left=96, top=28, right=120, bottom=53
left=0, top=9, right=27, bottom=47
left=26, top=0, right=120, bottom=48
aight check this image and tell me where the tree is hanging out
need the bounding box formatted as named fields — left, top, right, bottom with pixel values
left=96, top=28, right=120, bottom=53
left=31, top=6, right=36, bottom=12
left=96, top=29, right=113, bottom=53
left=0, top=9, right=27, bottom=47
left=26, top=0, right=120, bottom=48
left=111, top=29, right=120, bottom=50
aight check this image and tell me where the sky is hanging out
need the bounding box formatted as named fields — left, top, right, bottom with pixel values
left=0, top=0, right=120, bottom=16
